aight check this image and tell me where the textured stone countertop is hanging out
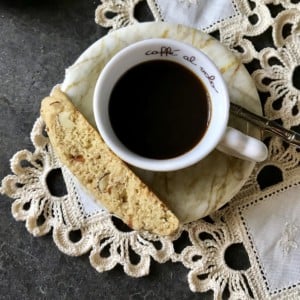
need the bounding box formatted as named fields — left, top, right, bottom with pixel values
left=0, top=1, right=248, bottom=299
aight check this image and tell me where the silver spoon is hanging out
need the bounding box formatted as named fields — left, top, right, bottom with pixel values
left=230, top=102, right=300, bottom=147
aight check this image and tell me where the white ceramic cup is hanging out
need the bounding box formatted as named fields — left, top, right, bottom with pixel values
left=93, top=38, right=268, bottom=172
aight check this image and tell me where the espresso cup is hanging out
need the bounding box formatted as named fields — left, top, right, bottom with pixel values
left=93, top=38, right=268, bottom=172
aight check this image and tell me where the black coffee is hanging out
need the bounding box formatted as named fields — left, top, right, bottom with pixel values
left=109, top=60, right=210, bottom=159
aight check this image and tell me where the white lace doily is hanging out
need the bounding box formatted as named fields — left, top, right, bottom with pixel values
left=1, top=0, right=300, bottom=298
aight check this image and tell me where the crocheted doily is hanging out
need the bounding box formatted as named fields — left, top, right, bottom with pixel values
left=1, top=0, right=300, bottom=298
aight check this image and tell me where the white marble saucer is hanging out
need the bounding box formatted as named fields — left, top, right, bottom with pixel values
left=61, top=22, right=262, bottom=223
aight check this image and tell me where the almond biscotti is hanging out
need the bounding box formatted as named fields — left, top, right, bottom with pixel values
left=40, top=87, right=179, bottom=235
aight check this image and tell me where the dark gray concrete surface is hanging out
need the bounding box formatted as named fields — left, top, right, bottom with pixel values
left=0, top=1, right=214, bottom=299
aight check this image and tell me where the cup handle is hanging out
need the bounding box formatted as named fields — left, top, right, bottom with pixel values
left=216, top=127, right=268, bottom=162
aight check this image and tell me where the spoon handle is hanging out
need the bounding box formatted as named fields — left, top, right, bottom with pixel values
left=230, top=103, right=300, bottom=147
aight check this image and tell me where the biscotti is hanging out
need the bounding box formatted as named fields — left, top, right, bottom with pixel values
left=40, top=87, right=179, bottom=235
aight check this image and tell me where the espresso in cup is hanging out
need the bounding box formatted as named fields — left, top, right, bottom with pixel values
left=93, top=38, right=268, bottom=172
left=109, top=60, right=210, bottom=159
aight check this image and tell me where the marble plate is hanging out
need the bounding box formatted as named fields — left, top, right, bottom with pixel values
left=61, top=22, right=262, bottom=223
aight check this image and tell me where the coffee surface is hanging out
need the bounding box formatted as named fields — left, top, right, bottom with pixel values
left=109, top=60, right=210, bottom=159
